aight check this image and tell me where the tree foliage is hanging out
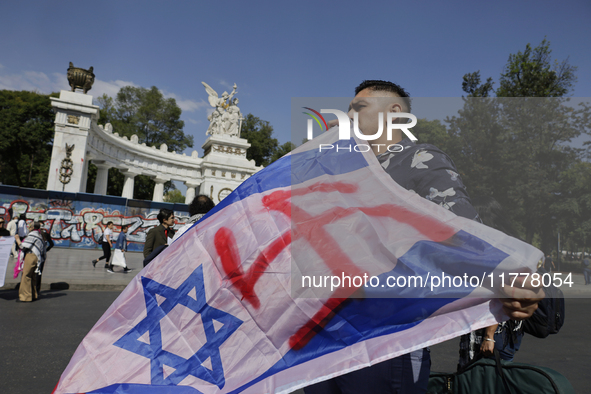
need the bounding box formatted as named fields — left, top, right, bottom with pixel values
left=447, top=39, right=590, bottom=254
left=496, top=39, right=577, bottom=98
left=164, top=189, right=185, bottom=203
left=0, top=90, right=56, bottom=188
left=270, top=141, right=296, bottom=163
left=240, top=114, right=294, bottom=166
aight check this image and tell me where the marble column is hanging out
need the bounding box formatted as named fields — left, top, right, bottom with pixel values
left=184, top=182, right=200, bottom=204
left=121, top=171, right=140, bottom=199
left=93, top=162, right=110, bottom=195
left=152, top=177, right=168, bottom=203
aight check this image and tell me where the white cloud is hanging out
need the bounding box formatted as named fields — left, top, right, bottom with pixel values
left=92, top=79, right=138, bottom=98
left=0, top=69, right=138, bottom=99
left=0, top=71, right=65, bottom=93
left=187, top=118, right=201, bottom=125
left=161, top=90, right=209, bottom=113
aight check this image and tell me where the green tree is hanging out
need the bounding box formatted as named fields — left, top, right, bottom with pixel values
left=164, top=189, right=185, bottom=203
left=450, top=39, right=589, bottom=252
left=462, top=71, right=494, bottom=98
left=270, top=141, right=296, bottom=163
left=240, top=114, right=279, bottom=166
left=0, top=90, right=57, bottom=188
left=496, top=39, right=577, bottom=98
left=411, top=118, right=457, bottom=154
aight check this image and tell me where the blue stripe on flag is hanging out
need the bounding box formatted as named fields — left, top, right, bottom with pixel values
left=87, top=383, right=202, bottom=393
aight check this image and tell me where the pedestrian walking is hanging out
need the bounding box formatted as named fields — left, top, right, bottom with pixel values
left=35, top=228, right=54, bottom=294
left=16, top=213, right=28, bottom=240
left=544, top=253, right=555, bottom=272
left=91, top=222, right=115, bottom=273
left=583, top=257, right=591, bottom=285
left=17, top=222, right=46, bottom=302
left=6, top=214, right=18, bottom=257
left=112, top=225, right=132, bottom=273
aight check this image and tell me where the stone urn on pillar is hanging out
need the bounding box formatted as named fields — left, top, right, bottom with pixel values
left=67, top=62, right=95, bottom=94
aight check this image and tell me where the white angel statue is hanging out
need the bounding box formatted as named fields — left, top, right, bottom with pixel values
left=202, top=82, right=238, bottom=135
left=202, top=82, right=237, bottom=109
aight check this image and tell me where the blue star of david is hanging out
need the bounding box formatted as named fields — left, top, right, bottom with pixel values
left=114, top=265, right=242, bottom=389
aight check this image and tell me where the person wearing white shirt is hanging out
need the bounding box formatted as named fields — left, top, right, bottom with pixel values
left=6, top=215, right=18, bottom=257
left=92, top=221, right=115, bottom=273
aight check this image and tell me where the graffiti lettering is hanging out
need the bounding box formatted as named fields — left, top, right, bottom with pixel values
left=0, top=197, right=189, bottom=252
left=49, top=199, right=74, bottom=210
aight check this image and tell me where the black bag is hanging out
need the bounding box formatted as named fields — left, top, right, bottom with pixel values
left=522, top=268, right=565, bottom=338
left=428, top=350, right=575, bottom=394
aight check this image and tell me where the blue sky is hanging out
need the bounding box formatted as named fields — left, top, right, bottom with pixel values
left=1, top=0, right=589, bottom=159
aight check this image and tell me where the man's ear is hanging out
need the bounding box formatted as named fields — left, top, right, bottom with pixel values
left=388, top=101, right=403, bottom=114
left=387, top=101, right=403, bottom=124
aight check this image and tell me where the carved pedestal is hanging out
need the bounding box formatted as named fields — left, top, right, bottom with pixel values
left=200, top=135, right=257, bottom=203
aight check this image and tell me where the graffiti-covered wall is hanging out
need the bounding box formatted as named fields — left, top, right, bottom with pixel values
left=0, top=185, right=189, bottom=252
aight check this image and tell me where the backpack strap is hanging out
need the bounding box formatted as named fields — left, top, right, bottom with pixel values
left=494, top=349, right=513, bottom=394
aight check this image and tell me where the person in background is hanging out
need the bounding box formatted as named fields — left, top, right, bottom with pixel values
left=35, top=227, right=54, bottom=294
left=92, top=221, right=115, bottom=273
left=172, top=195, right=215, bottom=242
left=544, top=253, right=555, bottom=273
left=6, top=213, right=18, bottom=257
left=14, top=213, right=28, bottom=254
left=582, top=256, right=591, bottom=285
left=0, top=218, right=10, bottom=236
left=114, top=225, right=133, bottom=273
left=17, top=213, right=28, bottom=241
left=18, top=221, right=46, bottom=302
left=143, top=209, right=175, bottom=258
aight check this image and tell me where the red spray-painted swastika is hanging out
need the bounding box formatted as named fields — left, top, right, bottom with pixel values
left=214, top=181, right=456, bottom=350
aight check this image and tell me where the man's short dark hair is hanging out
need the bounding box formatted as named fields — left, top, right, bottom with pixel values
left=19, top=213, right=26, bottom=220
left=121, top=225, right=128, bottom=231
left=189, top=195, right=215, bottom=217
left=355, top=80, right=412, bottom=113
left=106, top=221, right=113, bottom=226
left=157, top=209, right=174, bottom=224
left=33, top=221, right=41, bottom=230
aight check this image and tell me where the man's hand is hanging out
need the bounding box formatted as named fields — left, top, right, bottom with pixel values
left=480, top=338, right=495, bottom=356
left=326, top=119, right=340, bottom=130
left=479, top=324, right=498, bottom=356
left=497, top=273, right=545, bottom=320
left=500, top=296, right=542, bottom=320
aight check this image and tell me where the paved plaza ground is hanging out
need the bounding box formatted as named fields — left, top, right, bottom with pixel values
left=2, top=248, right=590, bottom=393
left=2, top=247, right=145, bottom=292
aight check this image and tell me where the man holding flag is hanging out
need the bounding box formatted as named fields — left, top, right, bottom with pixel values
left=52, top=81, right=542, bottom=394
